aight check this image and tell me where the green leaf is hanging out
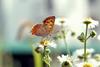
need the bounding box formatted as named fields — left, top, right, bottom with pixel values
left=77, top=32, right=85, bottom=43
left=90, top=30, right=96, bottom=38
left=43, top=55, right=52, bottom=67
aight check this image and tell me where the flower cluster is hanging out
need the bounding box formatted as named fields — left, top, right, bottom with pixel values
left=57, top=48, right=100, bottom=67
left=57, top=17, right=99, bottom=67
left=77, top=17, right=98, bottom=62
left=73, top=48, right=100, bottom=67
left=31, top=17, right=100, bottom=67
left=33, top=39, right=57, bottom=67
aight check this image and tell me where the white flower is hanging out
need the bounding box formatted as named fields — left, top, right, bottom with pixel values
left=55, top=17, right=84, bottom=37
left=48, top=41, right=57, bottom=48
left=97, top=35, right=100, bottom=40
left=83, top=17, right=99, bottom=29
left=97, top=61, right=100, bottom=67
left=55, top=17, right=69, bottom=26
left=74, top=59, right=99, bottom=67
left=57, top=54, right=72, bottom=63
left=38, top=44, right=44, bottom=49
left=55, top=17, right=71, bottom=32
left=55, top=17, right=77, bottom=38
left=36, top=40, right=57, bottom=48
left=94, top=54, right=100, bottom=61
left=72, top=48, right=95, bottom=60
left=33, top=40, right=56, bottom=53
left=57, top=55, right=73, bottom=67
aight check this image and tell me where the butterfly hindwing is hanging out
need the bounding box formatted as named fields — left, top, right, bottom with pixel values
left=31, top=24, right=42, bottom=35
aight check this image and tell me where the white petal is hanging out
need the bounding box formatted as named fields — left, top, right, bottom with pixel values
left=97, top=35, right=100, bottom=40
left=48, top=41, right=57, bottom=48
left=57, top=56, right=64, bottom=63
left=55, top=17, right=68, bottom=26
left=38, top=44, right=44, bottom=49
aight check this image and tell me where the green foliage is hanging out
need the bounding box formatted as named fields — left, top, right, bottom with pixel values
left=77, top=32, right=85, bottom=43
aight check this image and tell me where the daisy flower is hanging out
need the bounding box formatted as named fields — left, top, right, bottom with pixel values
left=83, top=62, right=93, bottom=67
left=57, top=55, right=73, bottom=67
left=33, top=40, right=57, bottom=53
left=55, top=17, right=83, bottom=39
left=72, top=48, right=94, bottom=60
left=37, top=39, right=57, bottom=48
left=94, top=54, right=100, bottom=61
left=55, top=17, right=69, bottom=27
left=48, top=41, right=57, bottom=48
left=74, top=59, right=99, bottom=67
left=83, top=17, right=99, bottom=29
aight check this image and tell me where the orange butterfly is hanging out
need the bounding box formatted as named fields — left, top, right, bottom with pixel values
left=31, top=16, right=55, bottom=37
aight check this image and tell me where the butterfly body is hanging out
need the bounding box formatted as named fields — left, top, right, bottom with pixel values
left=31, top=16, right=55, bottom=37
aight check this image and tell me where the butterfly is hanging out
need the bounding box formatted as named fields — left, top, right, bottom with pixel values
left=31, top=16, right=55, bottom=37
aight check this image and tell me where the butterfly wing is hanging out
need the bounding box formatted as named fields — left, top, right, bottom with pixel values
left=43, top=16, right=55, bottom=33
left=31, top=16, right=55, bottom=37
left=31, top=24, right=50, bottom=36
left=31, top=24, right=42, bottom=35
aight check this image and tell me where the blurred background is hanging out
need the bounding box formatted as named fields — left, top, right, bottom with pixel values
left=0, top=0, right=100, bottom=67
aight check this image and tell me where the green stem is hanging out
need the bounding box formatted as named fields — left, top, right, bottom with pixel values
left=43, top=46, right=51, bottom=67
left=44, top=46, right=46, bottom=56
left=61, top=23, right=71, bottom=56
left=43, top=46, right=47, bottom=67
left=62, top=30, right=71, bottom=55
left=84, top=24, right=88, bottom=62
left=86, top=35, right=91, bottom=40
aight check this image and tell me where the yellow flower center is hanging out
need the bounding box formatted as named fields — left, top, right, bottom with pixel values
left=40, top=40, right=49, bottom=46
left=83, top=17, right=92, bottom=24
left=83, top=63, right=93, bottom=67
left=85, top=17, right=92, bottom=21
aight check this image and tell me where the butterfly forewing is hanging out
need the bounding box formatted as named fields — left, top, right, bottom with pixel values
left=43, top=16, right=55, bottom=33
left=31, top=16, right=55, bottom=37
